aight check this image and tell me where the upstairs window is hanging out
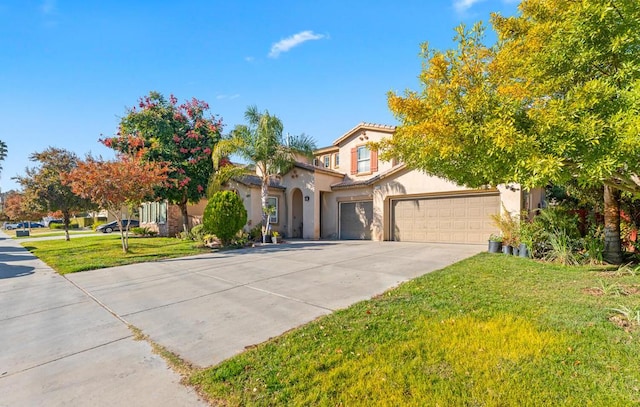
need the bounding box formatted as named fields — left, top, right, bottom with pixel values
left=334, top=154, right=340, bottom=168
left=323, top=155, right=330, bottom=168
left=357, top=146, right=370, bottom=173
left=350, top=146, right=378, bottom=175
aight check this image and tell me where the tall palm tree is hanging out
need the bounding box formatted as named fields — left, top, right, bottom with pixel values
left=212, top=105, right=316, bottom=242
left=0, top=140, right=7, bottom=175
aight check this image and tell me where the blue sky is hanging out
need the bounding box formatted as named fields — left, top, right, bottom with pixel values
left=1, top=0, right=519, bottom=192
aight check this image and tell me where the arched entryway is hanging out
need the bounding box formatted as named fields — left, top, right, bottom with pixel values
left=291, top=188, right=304, bottom=238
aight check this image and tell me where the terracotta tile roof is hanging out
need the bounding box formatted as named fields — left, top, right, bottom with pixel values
left=330, top=164, right=407, bottom=190
left=293, top=162, right=345, bottom=177
left=232, top=175, right=286, bottom=189
left=314, top=145, right=339, bottom=154
left=332, top=122, right=396, bottom=146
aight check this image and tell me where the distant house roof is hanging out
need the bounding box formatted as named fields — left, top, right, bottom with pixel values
left=232, top=175, right=286, bottom=190
left=293, top=162, right=345, bottom=177
left=330, top=164, right=407, bottom=190
left=332, top=122, right=396, bottom=146
left=314, top=145, right=340, bottom=155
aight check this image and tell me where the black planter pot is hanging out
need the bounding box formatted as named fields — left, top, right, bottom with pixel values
left=512, top=246, right=520, bottom=256
left=519, top=243, right=529, bottom=258
left=502, top=245, right=512, bottom=255
left=488, top=240, right=502, bottom=253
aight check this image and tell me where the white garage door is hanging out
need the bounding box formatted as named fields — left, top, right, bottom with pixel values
left=391, top=193, right=500, bottom=244
left=340, top=201, right=373, bottom=240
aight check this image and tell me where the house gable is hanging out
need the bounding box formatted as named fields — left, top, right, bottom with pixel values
left=312, top=122, right=397, bottom=182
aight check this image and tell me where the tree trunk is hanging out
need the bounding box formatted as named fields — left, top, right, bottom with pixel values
left=261, top=176, right=269, bottom=244
left=180, top=192, right=189, bottom=233
left=179, top=202, right=189, bottom=233
left=63, top=210, right=71, bottom=242
left=603, top=184, right=623, bottom=264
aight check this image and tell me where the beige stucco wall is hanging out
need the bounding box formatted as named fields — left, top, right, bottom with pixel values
left=229, top=181, right=286, bottom=235
left=337, top=128, right=395, bottom=182
left=497, top=184, right=524, bottom=217
left=279, top=167, right=341, bottom=239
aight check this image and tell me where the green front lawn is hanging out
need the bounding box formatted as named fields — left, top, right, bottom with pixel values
left=190, top=254, right=640, bottom=406
left=22, top=235, right=210, bottom=274
left=9, top=229, right=96, bottom=239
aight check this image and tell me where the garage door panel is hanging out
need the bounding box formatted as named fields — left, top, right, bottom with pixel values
left=392, top=194, right=500, bottom=244
left=340, top=201, right=373, bottom=240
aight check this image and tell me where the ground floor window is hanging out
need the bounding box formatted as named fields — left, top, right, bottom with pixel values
left=267, top=196, right=278, bottom=224
left=140, top=201, right=167, bottom=224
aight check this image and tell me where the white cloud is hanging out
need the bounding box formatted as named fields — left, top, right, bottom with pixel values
left=453, top=0, right=484, bottom=13
left=216, top=94, right=240, bottom=100
left=268, top=30, right=326, bottom=58
left=245, top=56, right=255, bottom=63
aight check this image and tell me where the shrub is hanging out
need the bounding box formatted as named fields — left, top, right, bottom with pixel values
left=190, top=224, right=208, bottom=242
left=490, top=206, right=520, bottom=246
left=248, top=225, right=262, bottom=242
left=203, top=191, right=247, bottom=246
left=131, top=227, right=157, bottom=237
left=50, top=222, right=79, bottom=230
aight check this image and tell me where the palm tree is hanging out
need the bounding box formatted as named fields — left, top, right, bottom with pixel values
left=212, top=105, right=316, bottom=243
left=0, top=140, right=7, bottom=175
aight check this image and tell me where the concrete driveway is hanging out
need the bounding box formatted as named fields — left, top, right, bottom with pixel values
left=1, top=235, right=483, bottom=405
left=66, top=240, right=484, bottom=368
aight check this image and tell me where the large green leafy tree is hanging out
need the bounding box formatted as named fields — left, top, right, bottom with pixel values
left=381, top=0, right=640, bottom=264
left=213, top=105, right=316, bottom=243
left=103, top=91, right=222, bottom=232
left=14, top=147, right=96, bottom=241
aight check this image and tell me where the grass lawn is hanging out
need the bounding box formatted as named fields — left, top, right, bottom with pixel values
left=190, top=254, right=640, bottom=406
left=22, top=235, right=210, bottom=274
left=8, top=228, right=96, bottom=239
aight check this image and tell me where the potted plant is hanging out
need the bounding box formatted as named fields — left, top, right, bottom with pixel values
left=491, top=206, right=518, bottom=255
left=502, top=237, right=513, bottom=255
left=518, top=219, right=533, bottom=258
left=488, top=234, right=503, bottom=253
left=272, top=231, right=280, bottom=244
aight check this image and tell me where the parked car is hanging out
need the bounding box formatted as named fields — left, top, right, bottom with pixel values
left=45, top=219, right=64, bottom=227
left=96, top=220, right=140, bottom=233
left=5, top=222, right=45, bottom=230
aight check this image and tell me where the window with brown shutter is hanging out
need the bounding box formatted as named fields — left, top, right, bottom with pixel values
left=371, top=149, right=378, bottom=172
left=350, top=147, right=357, bottom=174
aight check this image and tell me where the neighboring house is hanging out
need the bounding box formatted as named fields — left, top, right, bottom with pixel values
left=139, top=199, right=207, bottom=237
left=142, top=122, right=544, bottom=243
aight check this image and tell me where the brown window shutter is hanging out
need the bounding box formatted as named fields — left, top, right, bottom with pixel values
left=350, top=148, right=357, bottom=174
left=371, top=149, right=378, bottom=172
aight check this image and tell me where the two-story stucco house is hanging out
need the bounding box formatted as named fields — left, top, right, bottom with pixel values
left=141, top=122, right=543, bottom=243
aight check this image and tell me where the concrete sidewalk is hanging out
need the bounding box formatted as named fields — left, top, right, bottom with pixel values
left=0, top=234, right=205, bottom=406
left=66, top=240, right=484, bottom=368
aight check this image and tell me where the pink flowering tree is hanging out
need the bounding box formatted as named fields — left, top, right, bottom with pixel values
left=102, top=91, right=222, bottom=232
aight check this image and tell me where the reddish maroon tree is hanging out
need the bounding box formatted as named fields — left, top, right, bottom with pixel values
left=65, top=154, right=169, bottom=253
left=102, top=91, right=222, bottom=232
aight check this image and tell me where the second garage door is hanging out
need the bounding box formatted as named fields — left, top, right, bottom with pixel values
left=391, top=193, right=500, bottom=244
